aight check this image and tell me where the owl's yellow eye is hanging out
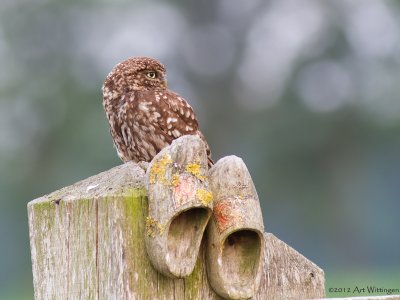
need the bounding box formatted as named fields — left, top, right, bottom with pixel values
left=146, top=71, right=157, bottom=79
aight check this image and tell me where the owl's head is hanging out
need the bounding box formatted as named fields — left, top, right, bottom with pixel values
left=103, top=57, right=167, bottom=98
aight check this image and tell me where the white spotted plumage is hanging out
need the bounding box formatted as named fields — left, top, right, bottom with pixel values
left=102, top=57, right=213, bottom=166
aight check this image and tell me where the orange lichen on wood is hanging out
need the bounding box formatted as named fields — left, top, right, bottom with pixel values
left=173, top=176, right=197, bottom=208
left=213, top=201, right=243, bottom=233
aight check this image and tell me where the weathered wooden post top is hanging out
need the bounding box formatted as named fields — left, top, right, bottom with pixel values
left=28, top=136, right=325, bottom=299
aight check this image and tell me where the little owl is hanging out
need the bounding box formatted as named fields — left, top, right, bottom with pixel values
left=102, top=57, right=213, bottom=166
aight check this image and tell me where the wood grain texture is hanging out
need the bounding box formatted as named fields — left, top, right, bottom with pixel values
left=28, top=161, right=325, bottom=300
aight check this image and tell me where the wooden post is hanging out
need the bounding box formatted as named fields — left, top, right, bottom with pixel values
left=28, top=161, right=325, bottom=299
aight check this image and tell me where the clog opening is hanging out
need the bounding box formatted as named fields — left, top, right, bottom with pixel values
left=167, top=208, right=210, bottom=276
left=221, top=230, right=261, bottom=287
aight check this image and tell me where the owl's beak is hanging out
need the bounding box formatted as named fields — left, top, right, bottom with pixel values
left=163, top=79, right=168, bottom=89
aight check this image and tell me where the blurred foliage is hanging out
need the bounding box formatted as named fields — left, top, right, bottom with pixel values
left=1, top=0, right=400, bottom=298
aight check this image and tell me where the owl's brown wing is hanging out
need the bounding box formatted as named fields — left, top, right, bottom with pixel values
left=116, top=90, right=196, bottom=159
left=117, top=90, right=213, bottom=165
left=127, top=89, right=199, bottom=141
left=161, top=90, right=214, bottom=166
left=160, top=90, right=199, bottom=135
left=116, top=91, right=174, bottom=162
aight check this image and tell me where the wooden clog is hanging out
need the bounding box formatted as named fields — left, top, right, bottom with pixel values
left=145, top=135, right=213, bottom=278
left=206, top=156, right=265, bottom=299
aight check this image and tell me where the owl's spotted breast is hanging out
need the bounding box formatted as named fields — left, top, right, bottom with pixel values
left=102, top=57, right=213, bottom=166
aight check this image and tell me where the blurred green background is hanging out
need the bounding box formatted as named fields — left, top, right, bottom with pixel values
left=1, top=0, right=400, bottom=298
